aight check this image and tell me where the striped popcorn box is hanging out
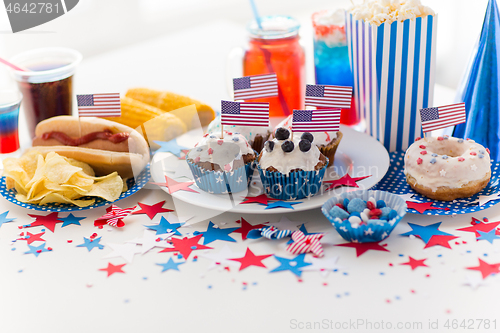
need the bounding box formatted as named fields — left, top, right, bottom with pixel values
left=345, top=14, right=437, bottom=152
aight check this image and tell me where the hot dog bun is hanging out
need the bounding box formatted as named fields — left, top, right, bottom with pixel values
left=29, top=116, right=150, bottom=178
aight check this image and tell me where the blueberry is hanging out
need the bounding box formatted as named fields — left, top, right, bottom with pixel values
left=232, top=137, right=240, bottom=142
left=264, top=140, right=274, bottom=152
left=300, top=132, right=314, bottom=143
left=299, top=139, right=311, bottom=152
left=275, top=127, right=290, bottom=140
left=281, top=140, right=294, bottom=153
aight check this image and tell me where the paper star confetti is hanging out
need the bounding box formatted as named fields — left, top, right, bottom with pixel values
left=132, top=201, right=173, bottom=220
left=397, top=193, right=421, bottom=203
left=400, top=257, right=429, bottom=270
left=159, top=235, right=212, bottom=259
left=127, top=229, right=174, bottom=254
left=466, top=258, right=500, bottom=279
left=200, top=245, right=244, bottom=271
left=463, top=274, right=487, bottom=290
left=457, top=217, right=500, bottom=237
left=153, top=138, right=188, bottom=157
left=24, top=243, right=50, bottom=257
left=198, top=221, right=238, bottom=245
left=26, top=212, right=63, bottom=232
left=76, top=237, right=105, bottom=252
left=423, top=235, right=458, bottom=249
left=240, top=194, right=278, bottom=205
left=286, top=230, right=324, bottom=257
left=103, top=243, right=140, bottom=263
left=400, top=222, right=453, bottom=243
left=476, top=229, right=500, bottom=244
left=94, top=205, right=136, bottom=228
left=473, top=192, right=500, bottom=206
left=336, top=241, right=390, bottom=257
left=406, top=201, right=449, bottom=214
left=19, top=231, right=45, bottom=245
left=145, top=216, right=184, bottom=236
left=99, top=263, right=126, bottom=277
left=232, top=217, right=267, bottom=241
left=0, top=211, right=15, bottom=228
left=151, top=176, right=199, bottom=194
left=156, top=258, right=185, bottom=272
left=230, top=248, right=272, bottom=271
left=324, top=173, right=371, bottom=190
left=270, top=254, right=312, bottom=277
left=299, top=256, right=340, bottom=277
left=246, top=225, right=293, bottom=240
left=264, top=200, right=302, bottom=210
left=60, top=213, right=85, bottom=228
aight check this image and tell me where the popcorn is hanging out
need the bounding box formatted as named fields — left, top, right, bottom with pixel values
left=349, top=0, right=435, bottom=26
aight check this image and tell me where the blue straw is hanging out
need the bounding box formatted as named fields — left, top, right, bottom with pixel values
left=249, top=0, right=263, bottom=29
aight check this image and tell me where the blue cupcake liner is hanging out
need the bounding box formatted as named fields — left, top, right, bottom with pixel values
left=257, top=158, right=328, bottom=200
left=187, top=158, right=256, bottom=194
left=322, top=190, right=407, bottom=243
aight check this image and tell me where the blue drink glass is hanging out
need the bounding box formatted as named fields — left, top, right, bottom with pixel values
left=0, top=91, right=23, bottom=154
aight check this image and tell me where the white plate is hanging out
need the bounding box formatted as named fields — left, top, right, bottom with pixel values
left=150, top=125, right=390, bottom=214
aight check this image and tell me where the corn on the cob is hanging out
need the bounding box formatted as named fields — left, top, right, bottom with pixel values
left=125, top=88, right=215, bottom=129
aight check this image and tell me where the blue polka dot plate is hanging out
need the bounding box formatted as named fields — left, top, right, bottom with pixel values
left=0, top=164, right=150, bottom=212
left=373, top=151, right=499, bottom=215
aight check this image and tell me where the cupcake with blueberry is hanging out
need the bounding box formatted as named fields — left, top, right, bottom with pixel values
left=257, top=127, right=328, bottom=200
left=274, top=115, right=342, bottom=167
left=207, top=115, right=271, bottom=152
left=187, top=132, right=257, bottom=193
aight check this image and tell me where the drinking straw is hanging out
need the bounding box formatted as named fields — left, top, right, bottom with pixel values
left=249, top=0, right=263, bottom=29
left=0, top=57, right=27, bottom=71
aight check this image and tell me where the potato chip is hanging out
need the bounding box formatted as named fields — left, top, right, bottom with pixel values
left=39, top=193, right=95, bottom=207
left=84, top=175, right=124, bottom=202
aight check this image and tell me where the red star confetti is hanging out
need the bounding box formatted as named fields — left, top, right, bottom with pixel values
left=26, top=212, right=63, bottom=232
left=406, top=201, right=450, bottom=214
left=151, top=176, right=199, bottom=194
left=424, top=235, right=459, bottom=249
left=232, top=217, right=267, bottom=241
left=240, top=194, right=278, bottom=205
left=19, top=231, right=45, bottom=245
left=286, top=230, right=324, bottom=257
left=229, top=247, right=272, bottom=271
left=94, top=205, right=136, bottom=227
left=457, top=217, right=500, bottom=237
left=324, top=174, right=371, bottom=190
left=335, top=241, right=389, bottom=257
left=466, top=258, right=500, bottom=279
left=99, top=263, right=126, bottom=277
left=178, top=149, right=190, bottom=160
left=400, top=257, right=429, bottom=270
left=132, top=201, right=173, bottom=220
left=159, top=235, right=212, bottom=259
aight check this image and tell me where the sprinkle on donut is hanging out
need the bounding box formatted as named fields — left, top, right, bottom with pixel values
left=420, top=151, right=427, bottom=155
left=419, top=145, right=426, bottom=149
left=417, top=158, right=423, bottom=165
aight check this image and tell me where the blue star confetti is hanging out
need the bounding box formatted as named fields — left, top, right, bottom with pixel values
left=24, top=243, right=50, bottom=257
left=145, top=216, right=184, bottom=236
left=76, top=237, right=105, bottom=251
left=477, top=229, right=500, bottom=244
left=400, top=222, right=453, bottom=243
left=153, top=139, right=188, bottom=157
left=197, top=221, right=238, bottom=245
left=265, top=201, right=303, bottom=210
left=269, top=254, right=312, bottom=277
left=60, top=213, right=86, bottom=227
left=156, top=258, right=184, bottom=272
left=0, top=211, right=15, bottom=228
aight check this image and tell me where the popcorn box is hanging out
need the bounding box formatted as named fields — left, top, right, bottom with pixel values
left=346, top=14, right=437, bottom=152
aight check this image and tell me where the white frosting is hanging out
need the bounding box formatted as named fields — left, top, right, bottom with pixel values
left=349, top=0, right=435, bottom=26
left=259, top=137, right=321, bottom=174
left=275, top=115, right=337, bottom=146
left=207, top=116, right=270, bottom=143
left=404, top=136, right=491, bottom=192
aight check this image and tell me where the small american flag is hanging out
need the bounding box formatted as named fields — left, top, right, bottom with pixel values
left=305, top=84, right=352, bottom=108
left=419, top=103, right=466, bottom=132
left=292, top=109, right=341, bottom=132
left=221, top=100, right=269, bottom=127
left=77, top=93, right=121, bottom=117
left=233, top=73, right=278, bottom=100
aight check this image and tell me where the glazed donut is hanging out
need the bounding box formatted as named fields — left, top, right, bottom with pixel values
left=404, top=136, right=491, bottom=201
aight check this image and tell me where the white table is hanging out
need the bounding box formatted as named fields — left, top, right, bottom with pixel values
left=1, top=20, right=498, bottom=333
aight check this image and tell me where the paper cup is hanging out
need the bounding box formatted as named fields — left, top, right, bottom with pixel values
left=346, top=14, right=437, bottom=152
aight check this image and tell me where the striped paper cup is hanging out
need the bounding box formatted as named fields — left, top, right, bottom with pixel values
left=346, top=14, right=437, bottom=152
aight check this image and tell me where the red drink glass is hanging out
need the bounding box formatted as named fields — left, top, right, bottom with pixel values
left=243, top=16, right=305, bottom=117
left=0, top=91, right=22, bottom=154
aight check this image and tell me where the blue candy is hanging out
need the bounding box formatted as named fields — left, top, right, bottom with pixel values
left=329, top=206, right=350, bottom=220
left=380, top=207, right=392, bottom=218
left=376, top=200, right=386, bottom=208
left=388, top=210, right=398, bottom=220
left=430, top=158, right=437, bottom=164
left=458, top=139, right=464, bottom=143
left=343, top=198, right=350, bottom=208
left=479, top=154, right=484, bottom=159
left=349, top=211, right=361, bottom=218
left=442, top=155, right=448, bottom=159
left=431, top=153, right=438, bottom=157
left=347, top=198, right=366, bottom=213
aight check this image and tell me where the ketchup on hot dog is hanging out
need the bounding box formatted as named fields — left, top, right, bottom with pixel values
left=41, top=129, right=130, bottom=146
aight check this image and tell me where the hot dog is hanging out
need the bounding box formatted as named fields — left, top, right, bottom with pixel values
left=29, top=116, right=150, bottom=178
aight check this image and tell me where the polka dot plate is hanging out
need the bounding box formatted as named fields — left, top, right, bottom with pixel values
left=0, top=164, right=150, bottom=212
left=373, top=151, right=499, bottom=215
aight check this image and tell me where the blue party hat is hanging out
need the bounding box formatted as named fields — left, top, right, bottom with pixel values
left=454, top=0, right=500, bottom=160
